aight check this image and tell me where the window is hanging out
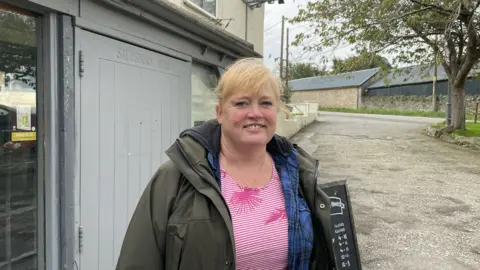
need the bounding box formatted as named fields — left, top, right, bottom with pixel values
left=191, top=62, right=219, bottom=126
left=0, top=5, right=38, bottom=269
left=184, top=0, right=217, bottom=17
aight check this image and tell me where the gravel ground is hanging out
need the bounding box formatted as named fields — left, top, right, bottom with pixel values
left=291, top=112, right=480, bottom=270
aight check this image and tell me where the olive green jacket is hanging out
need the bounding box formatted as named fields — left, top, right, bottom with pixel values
left=115, top=120, right=335, bottom=270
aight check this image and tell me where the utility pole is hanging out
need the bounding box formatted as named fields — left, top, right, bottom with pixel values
left=279, top=16, right=285, bottom=80
left=286, top=27, right=289, bottom=90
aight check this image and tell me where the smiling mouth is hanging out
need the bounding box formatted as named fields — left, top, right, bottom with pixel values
left=244, top=124, right=265, bottom=129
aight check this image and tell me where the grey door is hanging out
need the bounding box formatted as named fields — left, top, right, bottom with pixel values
left=76, top=29, right=191, bottom=270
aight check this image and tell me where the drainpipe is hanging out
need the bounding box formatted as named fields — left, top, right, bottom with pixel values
left=245, top=4, right=248, bottom=41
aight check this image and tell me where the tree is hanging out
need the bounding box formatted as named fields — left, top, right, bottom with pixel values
left=274, top=60, right=328, bottom=80
left=331, top=49, right=392, bottom=74
left=0, top=9, right=37, bottom=89
left=287, top=61, right=329, bottom=80
left=290, top=0, right=480, bottom=130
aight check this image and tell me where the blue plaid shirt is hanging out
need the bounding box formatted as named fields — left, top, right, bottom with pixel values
left=208, top=148, right=314, bottom=270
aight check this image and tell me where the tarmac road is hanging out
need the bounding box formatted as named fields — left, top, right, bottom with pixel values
left=291, top=111, right=480, bottom=270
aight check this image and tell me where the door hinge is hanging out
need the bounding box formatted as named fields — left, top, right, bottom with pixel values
left=79, top=50, right=84, bottom=77
left=78, top=226, right=84, bottom=253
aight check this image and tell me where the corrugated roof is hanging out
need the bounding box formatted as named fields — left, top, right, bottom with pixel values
left=368, top=65, right=448, bottom=89
left=289, top=68, right=379, bottom=91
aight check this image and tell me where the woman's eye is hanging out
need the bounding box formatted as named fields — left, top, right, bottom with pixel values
left=234, top=101, right=248, bottom=108
left=262, top=101, right=273, bottom=107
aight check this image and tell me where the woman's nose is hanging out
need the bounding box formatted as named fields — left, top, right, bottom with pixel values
left=247, top=104, right=263, bottom=118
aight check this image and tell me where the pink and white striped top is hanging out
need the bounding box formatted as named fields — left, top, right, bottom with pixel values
left=220, top=162, right=289, bottom=270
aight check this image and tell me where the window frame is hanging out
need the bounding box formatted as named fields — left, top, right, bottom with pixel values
left=183, top=0, right=218, bottom=19
left=0, top=2, right=46, bottom=269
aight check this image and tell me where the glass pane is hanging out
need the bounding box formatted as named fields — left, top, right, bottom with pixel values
left=190, top=0, right=216, bottom=16
left=191, top=62, right=218, bottom=126
left=0, top=5, right=38, bottom=270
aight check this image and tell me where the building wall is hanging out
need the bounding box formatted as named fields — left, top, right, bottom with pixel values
left=290, top=87, right=359, bottom=109
left=362, top=95, right=480, bottom=114
left=169, top=0, right=264, bottom=54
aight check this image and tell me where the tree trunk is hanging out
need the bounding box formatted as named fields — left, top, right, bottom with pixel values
left=451, top=87, right=466, bottom=130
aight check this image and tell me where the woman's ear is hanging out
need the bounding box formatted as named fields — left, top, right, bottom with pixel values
left=216, top=103, right=222, bottom=124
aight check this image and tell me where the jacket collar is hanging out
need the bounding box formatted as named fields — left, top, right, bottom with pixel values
left=179, top=119, right=294, bottom=159
left=168, top=119, right=318, bottom=200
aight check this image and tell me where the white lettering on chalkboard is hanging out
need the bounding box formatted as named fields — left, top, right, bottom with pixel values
left=341, top=260, right=351, bottom=267
left=330, top=196, right=346, bottom=216
left=335, top=228, right=346, bottom=234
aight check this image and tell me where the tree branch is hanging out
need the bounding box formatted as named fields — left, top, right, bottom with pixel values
left=455, top=3, right=480, bottom=85
left=408, top=0, right=455, bottom=16
left=446, top=37, right=457, bottom=78
left=457, top=24, right=465, bottom=64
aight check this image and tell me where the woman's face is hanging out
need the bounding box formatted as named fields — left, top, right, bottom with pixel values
left=216, top=88, right=277, bottom=148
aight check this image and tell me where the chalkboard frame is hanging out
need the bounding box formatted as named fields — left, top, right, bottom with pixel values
left=320, top=180, right=362, bottom=270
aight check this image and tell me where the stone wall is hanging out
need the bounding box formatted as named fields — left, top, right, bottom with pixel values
left=362, top=95, right=479, bottom=114
left=291, top=87, right=358, bottom=109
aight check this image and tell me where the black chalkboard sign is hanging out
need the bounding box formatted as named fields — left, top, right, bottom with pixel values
left=319, top=180, right=362, bottom=270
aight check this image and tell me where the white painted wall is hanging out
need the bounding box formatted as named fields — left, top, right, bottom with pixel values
left=168, top=0, right=265, bottom=55
left=276, top=103, right=318, bottom=138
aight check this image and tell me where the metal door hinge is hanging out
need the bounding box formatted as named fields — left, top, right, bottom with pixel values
left=78, top=226, right=84, bottom=253
left=79, top=50, right=84, bottom=77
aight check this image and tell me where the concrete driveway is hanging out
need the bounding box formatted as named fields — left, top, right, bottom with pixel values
left=291, top=111, right=480, bottom=270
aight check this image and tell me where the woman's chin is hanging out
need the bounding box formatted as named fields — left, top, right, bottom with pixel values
left=238, top=134, right=271, bottom=146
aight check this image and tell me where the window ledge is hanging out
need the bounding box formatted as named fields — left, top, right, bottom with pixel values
left=183, top=0, right=217, bottom=20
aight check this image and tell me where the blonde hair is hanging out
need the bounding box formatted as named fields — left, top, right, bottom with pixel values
left=216, top=58, right=285, bottom=108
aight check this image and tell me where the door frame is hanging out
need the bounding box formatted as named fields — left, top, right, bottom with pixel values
left=38, top=11, right=77, bottom=270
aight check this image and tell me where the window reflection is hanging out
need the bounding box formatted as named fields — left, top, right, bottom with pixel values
left=0, top=5, right=37, bottom=270
left=191, top=62, right=219, bottom=127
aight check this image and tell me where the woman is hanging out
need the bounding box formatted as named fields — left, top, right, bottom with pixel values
left=115, top=58, right=335, bottom=270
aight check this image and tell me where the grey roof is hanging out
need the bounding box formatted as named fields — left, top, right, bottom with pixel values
left=289, top=68, right=379, bottom=91
left=368, top=65, right=448, bottom=89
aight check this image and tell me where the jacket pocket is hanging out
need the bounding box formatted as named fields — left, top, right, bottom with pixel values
left=165, top=224, right=187, bottom=270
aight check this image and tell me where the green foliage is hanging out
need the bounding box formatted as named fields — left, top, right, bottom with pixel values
left=0, top=10, right=37, bottom=89
left=331, top=49, right=392, bottom=74
left=290, top=0, right=480, bottom=129
left=275, top=61, right=328, bottom=80
left=432, top=121, right=480, bottom=137
left=455, top=122, right=480, bottom=137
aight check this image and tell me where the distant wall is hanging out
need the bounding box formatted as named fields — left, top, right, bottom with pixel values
left=290, top=87, right=358, bottom=109
left=362, top=95, right=479, bottom=114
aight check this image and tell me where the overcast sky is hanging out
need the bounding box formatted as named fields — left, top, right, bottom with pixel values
left=262, top=0, right=408, bottom=74
left=262, top=0, right=355, bottom=73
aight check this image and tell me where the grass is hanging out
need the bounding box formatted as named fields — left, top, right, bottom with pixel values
left=431, top=121, right=446, bottom=129
left=455, top=122, right=480, bottom=137
left=431, top=120, right=480, bottom=137
left=318, top=106, right=475, bottom=120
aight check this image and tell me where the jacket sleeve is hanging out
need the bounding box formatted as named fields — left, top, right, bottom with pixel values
left=115, top=162, right=180, bottom=270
